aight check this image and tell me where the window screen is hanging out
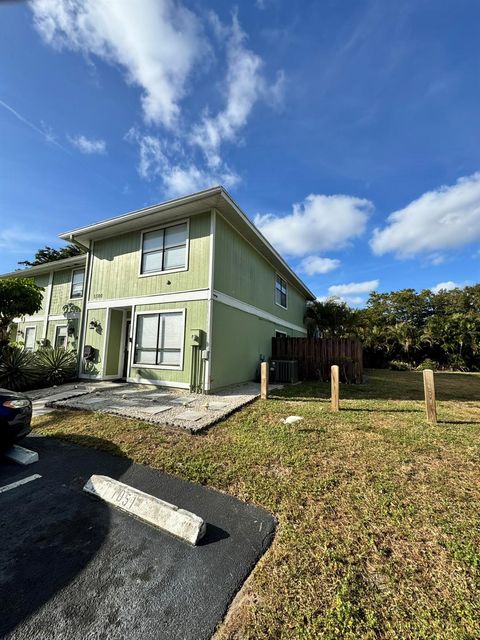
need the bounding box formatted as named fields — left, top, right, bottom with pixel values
left=55, top=325, right=68, bottom=350
left=141, top=223, right=187, bottom=274
left=24, top=327, right=35, bottom=351
left=71, top=269, right=85, bottom=298
left=275, top=275, right=287, bottom=308
left=134, top=312, right=183, bottom=367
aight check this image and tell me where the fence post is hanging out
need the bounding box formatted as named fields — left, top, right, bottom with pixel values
left=423, top=369, right=437, bottom=424
left=260, top=361, right=269, bottom=400
left=331, top=365, right=339, bottom=411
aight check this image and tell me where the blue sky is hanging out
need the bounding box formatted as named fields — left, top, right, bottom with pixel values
left=1, top=0, right=479, bottom=304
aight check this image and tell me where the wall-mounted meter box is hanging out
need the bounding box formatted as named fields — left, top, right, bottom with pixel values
left=190, top=329, right=201, bottom=346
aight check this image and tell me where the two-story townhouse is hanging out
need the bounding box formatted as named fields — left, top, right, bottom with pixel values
left=4, top=254, right=87, bottom=352
left=4, top=187, right=315, bottom=391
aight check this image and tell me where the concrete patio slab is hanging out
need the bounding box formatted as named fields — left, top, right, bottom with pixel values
left=47, top=382, right=283, bottom=433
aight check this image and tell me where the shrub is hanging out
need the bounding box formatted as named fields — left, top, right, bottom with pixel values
left=0, top=347, right=39, bottom=391
left=416, top=359, right=439, bottom=371
left=389, top=360, right=412, bottom=371
left=36, top=348, right=77, bottom=386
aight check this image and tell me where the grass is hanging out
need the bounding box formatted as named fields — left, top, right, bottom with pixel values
left=33, top=369, right=480, bottom=639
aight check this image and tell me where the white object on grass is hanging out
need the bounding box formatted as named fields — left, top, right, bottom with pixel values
left=282, top=416, right=304, bottom=424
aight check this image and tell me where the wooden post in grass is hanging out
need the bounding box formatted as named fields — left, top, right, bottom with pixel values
left=423, top=369, right=437, bottom=424
left=260, top=361, right=269, bottom=400
left=331, top=365, right=339, bottom=411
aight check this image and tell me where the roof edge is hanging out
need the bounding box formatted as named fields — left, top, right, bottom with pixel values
left=0, top=253, right=87, bottom=278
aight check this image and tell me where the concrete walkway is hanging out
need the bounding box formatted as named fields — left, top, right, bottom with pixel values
left=46, top=381, right=279, bottom=433
left=26, top=382, right=121, bottom=417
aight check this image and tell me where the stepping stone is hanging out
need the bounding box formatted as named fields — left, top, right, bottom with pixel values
left=170, top=397, right=195, bottom=406
left=207, top=402, right=229, bottom=411
left=145, top=393, right=171, bottom=400
left=176, top=411, right=205, bottom=422
left=80, top=398, right=109, bottom=407
left=138, top=405, right=171, bottom=415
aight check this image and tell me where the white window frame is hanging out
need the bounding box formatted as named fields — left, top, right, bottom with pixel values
left=70, top=268, right=85, bottom=299
left=24, top=326, right=36, bottom=351
left=274, top=273, right=288, bottom=309
left=131, top=308, right=186, bottom=370
left=275, top=330, right=288, bottom=338
left=138, top=219, right=190, bottom=278
left=54, top=324, right=68, bottom=350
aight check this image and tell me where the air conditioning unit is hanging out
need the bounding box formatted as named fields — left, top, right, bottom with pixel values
left=271, top=360, right=299, bottom=384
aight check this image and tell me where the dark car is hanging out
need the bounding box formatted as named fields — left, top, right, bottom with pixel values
left=0, top=389, right=32, bottom=448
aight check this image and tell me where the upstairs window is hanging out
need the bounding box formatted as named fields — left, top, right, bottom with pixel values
left=275, top=274, right=288, bottom=308
left=134, top=311, right=184, bottom=368
left=71, top=269, right=85, bottom=298
left=141, top=222, right=188, bottom=275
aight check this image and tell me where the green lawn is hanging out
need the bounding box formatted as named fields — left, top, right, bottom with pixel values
left=34, top=370, right=480, bottom=639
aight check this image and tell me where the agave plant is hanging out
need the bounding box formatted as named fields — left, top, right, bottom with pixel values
left=0, top=346, right=39, bottom=391
left=35, top=348, right=77, bottom=386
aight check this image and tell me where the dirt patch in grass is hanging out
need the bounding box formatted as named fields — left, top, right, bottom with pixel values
left=34, top=369, right=480, bottom=639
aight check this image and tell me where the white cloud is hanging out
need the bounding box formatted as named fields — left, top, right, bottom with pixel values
left=430, top=281, right=463, bottom=294
left=371, top=172, right=480, bottom=258
left=328, top=279, right=379, bottom=296
left=126, top=128, right=239, bottom=197
left=30, top=0, right=204, bottom=128
left=255, top=194, right=373, bottom=257
left=299, top=255, right=340, bottom=275
left=69, top=134, right=106, bottom=154
left=190, top=12, right=283, bottom=167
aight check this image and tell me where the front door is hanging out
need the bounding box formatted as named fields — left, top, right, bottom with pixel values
left=122, top=320, right=131, bottom=379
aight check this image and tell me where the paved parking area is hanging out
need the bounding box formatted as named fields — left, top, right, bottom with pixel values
left=46, top=382, right=276, bottom=432
left=0, top=436, right=276, bottom=640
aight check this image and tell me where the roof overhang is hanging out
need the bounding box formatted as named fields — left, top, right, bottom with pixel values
left=1, top=254, right=87, bottom=279
left=59, top=187, right=315, bottom=300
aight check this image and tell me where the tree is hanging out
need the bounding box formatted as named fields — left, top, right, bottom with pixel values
left=0, top=278, right=44, bottom=346
left=18, top=244, right=84, bottom=267
left=305, top=298, right=358, bottom=338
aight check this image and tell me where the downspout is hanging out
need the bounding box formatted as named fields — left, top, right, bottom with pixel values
left=204, top=209, right=216, bottom=393
left=71, top=237, right=92, bottom=379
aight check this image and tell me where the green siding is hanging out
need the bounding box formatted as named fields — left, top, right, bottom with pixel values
left=50, top=268, right=84, bottom=315
left=105, top=310, right=124, bottom=376
left=210, top=301, right=303, bottom=390
left=81, top=308, right=107, bottom=376
left=46, top=319, right=79, bottom=351
left=130, top=300, right=208, bottom=386
left=213, top=212, right=307, bottom=329
left=14, top=320, right=44, bottom=350
left=89, top=212, right=211, bottom=302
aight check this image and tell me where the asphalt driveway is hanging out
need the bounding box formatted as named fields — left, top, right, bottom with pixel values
left=0, top=435, right=275, bottom=640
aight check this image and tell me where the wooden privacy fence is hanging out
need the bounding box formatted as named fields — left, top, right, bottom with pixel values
left=272, top=337, right=364, bottom=383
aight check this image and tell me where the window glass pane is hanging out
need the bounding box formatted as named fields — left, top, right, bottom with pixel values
left=135, top=349, right=156, bottom=364
left=143, top=229, right=164, bottom=252
left=163, top=246, right=186, bottom=270
left=159, top=313, right=183, bottom=350
left=55, top=326, right=67, bottom=349
left=164, top=223, right=187, bottom=248
left=25, top=328, right=35, bottom=350
left=136, top=315, right=158, bottom=349
left=73, top=270, right=84, bottom=285
left=142, top=250, right=163, bottom=273
left=158, top=350, right=181, bottom=366
left=71, top=269, right=84, bottom=297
